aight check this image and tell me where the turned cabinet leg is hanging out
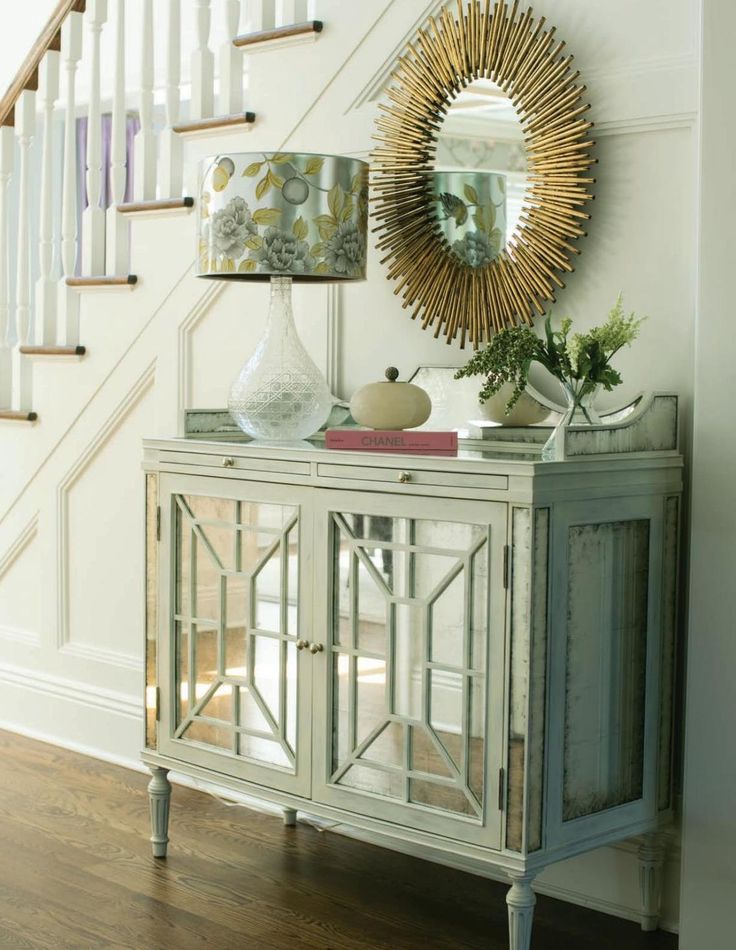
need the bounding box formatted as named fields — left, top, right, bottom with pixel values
left=506, top=873, right=536, bottom=950
left=638, top=833, right=666, bottom=932
left=148, top=766, right=172, bottom=858
left=282, top=808, right=297, bottom=827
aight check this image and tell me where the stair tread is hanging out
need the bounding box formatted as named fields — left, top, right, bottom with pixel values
left=234, top=20, right=323, bottom=48
left=19, top=345, right=86, bottom=356
left=119, top=197, right=194, bottom=214
left=66, top=275, right=138, bottom=288
left=0, top=410, right=38, bottom=422
left=172, top=112, right=256, bottom=134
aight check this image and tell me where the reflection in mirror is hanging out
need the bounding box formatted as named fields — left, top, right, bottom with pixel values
left=434, top=79, right=528, bottom=263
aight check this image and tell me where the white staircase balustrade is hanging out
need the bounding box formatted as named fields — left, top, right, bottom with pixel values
left=0, top=128, right=13, bottom=407
left=106, top=0, right=129, bottom=274
left=191, top=0, right=215, bottom=120
left=0, top=0, right=325, bottom=411
left=58, top=10, right=84, bottom=346
left=34, top=49, right=61, bottom=346
left=81, top=0, right=108, bottom=276
left=159, top=0, right=183, bottom=198
left=243, top=0, right=276, bottom=33
left=11, top=90, right=36, bottom=410
left=220, top=0, right=244, bottom=114
left=134, top=0, right=157, bottom=202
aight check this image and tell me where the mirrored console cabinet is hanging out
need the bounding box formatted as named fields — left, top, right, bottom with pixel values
left=142, top=405, right=681, bottom=950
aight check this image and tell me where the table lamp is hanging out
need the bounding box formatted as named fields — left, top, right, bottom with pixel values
left=196, top=152, right=369, bottom=441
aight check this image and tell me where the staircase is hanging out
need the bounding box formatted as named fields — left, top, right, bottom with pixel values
left=0, top=0, right=349, bottom=504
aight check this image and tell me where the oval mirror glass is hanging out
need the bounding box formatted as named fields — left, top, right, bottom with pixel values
left=433, top=79, right=528, bottom=267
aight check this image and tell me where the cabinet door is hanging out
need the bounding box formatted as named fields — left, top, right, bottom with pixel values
left=157, top=474, right=312, bottom=797
left=545, top=495, right=665, bottom=848
left=311, top=489, right=507, bottom=848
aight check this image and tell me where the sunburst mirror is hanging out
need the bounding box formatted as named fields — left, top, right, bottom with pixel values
left=372, top=0, right=596, bottom=347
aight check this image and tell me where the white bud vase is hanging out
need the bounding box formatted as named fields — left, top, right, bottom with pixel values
left=228, top=277, right=332, bottom=441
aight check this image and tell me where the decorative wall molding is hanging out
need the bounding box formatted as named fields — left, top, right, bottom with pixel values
left=55, top=362, right=156, bottom=653
left=60, top=641, right=142, bottom=673
left=0, top=511, right=39, bottom=584
left=0, top=513, right=41, bottom=648
left=0, top=625, right=39, bottom=647
left=0, top=662, right=140, bottom=721
left=178, top=282, right=228, bottom=419
left=325, top=283, right=342, bottom=395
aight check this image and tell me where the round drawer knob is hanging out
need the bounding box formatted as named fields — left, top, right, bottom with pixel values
left=222, top=456, right=235, bottom=468
left=398, top=471, right=412, bottom=483
left=308, top=642, right=324, bottom=654
left=296, top=639, right=309, bottom=651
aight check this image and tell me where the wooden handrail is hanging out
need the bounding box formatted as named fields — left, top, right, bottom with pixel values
left=0, top=0, right=86, bottom=127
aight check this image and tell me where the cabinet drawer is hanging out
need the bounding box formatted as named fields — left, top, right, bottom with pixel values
left=316, top=462, right=508, bottom=491
left=158, top=450, right=310, bottom=477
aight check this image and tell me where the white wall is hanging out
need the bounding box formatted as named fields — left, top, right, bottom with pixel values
left=679, top=0, right=736, bottom=944
left=0, top=0, right=705, bottom=935
left=0, top=1, right=57, bottom=99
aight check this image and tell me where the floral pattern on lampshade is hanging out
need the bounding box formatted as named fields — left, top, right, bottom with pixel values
left=197, top=153, right=369, bottom=281
left=432, top=171, right=507, bottom=269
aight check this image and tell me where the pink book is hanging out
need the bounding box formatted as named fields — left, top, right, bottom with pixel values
left=325, top=430, right=458, bottom=455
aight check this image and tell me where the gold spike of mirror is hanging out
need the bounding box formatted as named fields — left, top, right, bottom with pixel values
left=371, top=0, right=596, bottom=347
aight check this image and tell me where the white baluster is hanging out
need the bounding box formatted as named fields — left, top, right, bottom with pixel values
left=106, top=0, right=128, bottom=274
left=0, top=128, right=13, bottom=407
left=306, top=1, right=320, bottom=19
left=159, top=0, right=182, bottom=197
left=134, top=0, right=157, bottom=201
left=58, top=11, right=83, bottom=345
left=191, top=0, right=214, bottom=120
left=220, top=0, right=243, bottom=114
left=12, top=90, right=36, bottom=411
left=275, top=1, right=297, bottom=28
left=81, top=0, right=108, bottom=276
left=243, top=0, right=275, bottom=33
left=34, top=49, right=61, bottom=345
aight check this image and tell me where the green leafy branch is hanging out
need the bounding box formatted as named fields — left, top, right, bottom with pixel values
left=455, top=296, right=646, bottom=416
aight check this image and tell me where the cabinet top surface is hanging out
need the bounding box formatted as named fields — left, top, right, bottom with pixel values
left=143, top=433, right=683, bottom=477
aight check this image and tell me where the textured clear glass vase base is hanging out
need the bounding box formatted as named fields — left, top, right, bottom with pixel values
left=228, top=277, right=332, bottom=441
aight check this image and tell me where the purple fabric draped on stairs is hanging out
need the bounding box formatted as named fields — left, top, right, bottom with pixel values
left=75, top=114, right=141, bottom=274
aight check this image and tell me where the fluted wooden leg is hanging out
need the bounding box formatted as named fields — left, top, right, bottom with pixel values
left=638, top=833, right=666, bottom=932
left=506, top=873, right=536, bottom=950
left=283, top=808, right=297, bottom=827
left=148, top=766, right=172, bottom=858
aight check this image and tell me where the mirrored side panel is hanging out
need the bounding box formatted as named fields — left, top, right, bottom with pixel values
left=145, top=474, right=158, bottom=750
left=506, top=508, right=549, bottom=853
left=658, top=497, right=680, bottom=811
left=563, top=519, right=650, bottom=821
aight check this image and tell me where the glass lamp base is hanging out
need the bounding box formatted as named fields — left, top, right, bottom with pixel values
left=228, top=276, right=333, bottom=441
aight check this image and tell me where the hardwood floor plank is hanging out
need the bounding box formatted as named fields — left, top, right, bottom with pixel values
left=0, top=730, right=677, bottom=950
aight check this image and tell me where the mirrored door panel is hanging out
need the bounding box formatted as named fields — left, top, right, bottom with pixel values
left=159, top=476, right=311, bottom=795
left=313, top=491, right=507, bottom=848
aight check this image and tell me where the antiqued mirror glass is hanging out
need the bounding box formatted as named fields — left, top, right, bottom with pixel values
left=434, top=79, right=528, bottom=266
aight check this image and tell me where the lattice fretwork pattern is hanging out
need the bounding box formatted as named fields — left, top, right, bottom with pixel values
left=330, top=512, right=491, bottom=819
left=174, top=494, right=299, bottom=771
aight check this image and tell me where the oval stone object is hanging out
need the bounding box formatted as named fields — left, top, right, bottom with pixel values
left=350, top=368, right=432, bottom=430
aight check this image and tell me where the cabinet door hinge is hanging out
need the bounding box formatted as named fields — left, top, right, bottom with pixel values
left=155, top=686, right=161, bottom=721
left=156, top=506, right=161, bottom=542
left=503, top=544, right=511, bottom=588
left=498, top=767, right=506, bottom=811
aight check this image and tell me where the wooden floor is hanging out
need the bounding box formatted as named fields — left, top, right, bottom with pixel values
left=0, top=730, right=677, bottom=950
